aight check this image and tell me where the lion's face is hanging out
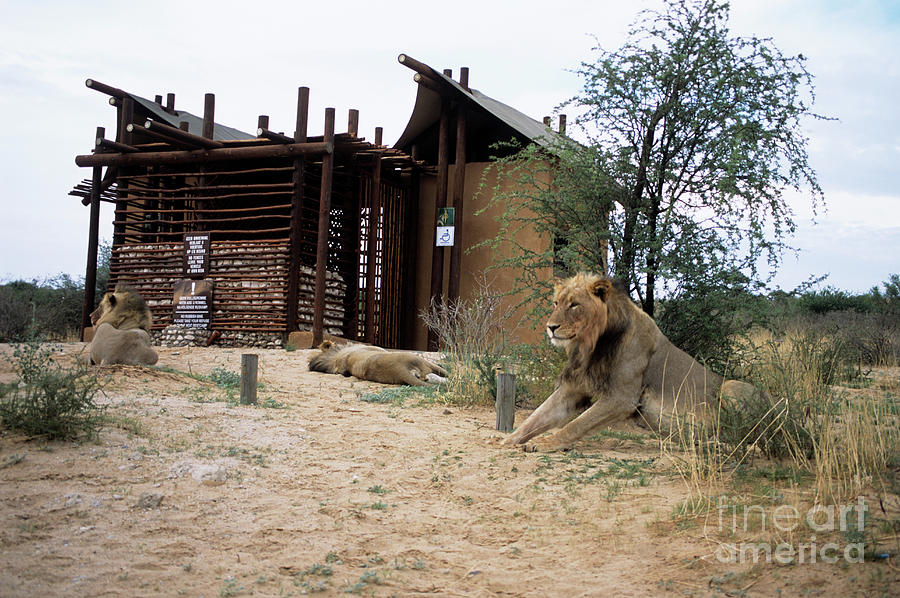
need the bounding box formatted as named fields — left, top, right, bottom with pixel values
left=546, top=274, right=613, bottom=350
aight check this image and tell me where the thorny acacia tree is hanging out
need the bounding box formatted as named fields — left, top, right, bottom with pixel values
left=480, top=0, right=827, bottom=319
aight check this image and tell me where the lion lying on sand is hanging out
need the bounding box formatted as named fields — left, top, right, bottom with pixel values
left=308, top=341, right=448, bottom=386
left=89, top=284, right=158, bottom=366
left=501, top=273, right=762, bottom=452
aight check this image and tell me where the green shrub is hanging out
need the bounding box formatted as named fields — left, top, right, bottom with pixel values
left=501, top=341, right=566, bottom=407
left=0, top=276, right=85, bottom=342
left=0, top=342, right=104, bottom=439
left=797, top=286, right=875, bottom=314
left=655, top=271, right=768, bottom=376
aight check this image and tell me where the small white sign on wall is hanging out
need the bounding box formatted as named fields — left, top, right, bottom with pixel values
left=436, top=226, right=455, bottom=247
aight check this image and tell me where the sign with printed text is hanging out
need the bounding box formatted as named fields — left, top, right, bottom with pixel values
left=436, top=207, right=455, bottom=247
left=173, top=279, right=214, bottom=329
left=184, top=233, right=210, bottom=277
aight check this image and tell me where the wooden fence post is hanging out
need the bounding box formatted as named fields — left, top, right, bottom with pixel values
left=495, top=372, right=515, bottom=432
left=240, top=354, right=258, bottom=405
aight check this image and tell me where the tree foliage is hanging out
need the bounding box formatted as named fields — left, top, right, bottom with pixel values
left=479, top=0, right=828, bottom=325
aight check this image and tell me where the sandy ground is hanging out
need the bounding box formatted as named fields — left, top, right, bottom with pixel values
left=0, top=343, right=898, bottom=597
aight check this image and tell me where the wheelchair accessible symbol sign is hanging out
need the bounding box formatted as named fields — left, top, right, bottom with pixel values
left=436, top=207, right=455, bottom=247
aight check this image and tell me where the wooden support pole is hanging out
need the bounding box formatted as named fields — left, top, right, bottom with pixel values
left=257, top=115, right=269, bottom=131
left=75, top=140, right=332, bottom=168
left=399, top=169, right=420, bottom=349
left=364, top=151, right=382, bottom=343
left=312, top=107, right=335, bottom=347
left=559, top=114, right=567, bottom=135
left=166, top=93, right=175, bottom=111
left=113, top=96, right=134, bottom=249
left=81, top=127, right=104, bottom=340
left=495, top=372, right=516, bottom=432
left=348, top=109, right=359, bottom=138
left=202, top=93, right=215, bottom=139
left=119, top=96, right=134, bottom=144
left=448, top=92, right=468, bottom=304
left=374, top=127, right=383, bottom=147
left=286, top=86, right=309, bottom=337
left=240, top=353, right=258, bottom=405
left=428, top=109, right=452, bottom=320
left=427, top=97, right=451, bottom=350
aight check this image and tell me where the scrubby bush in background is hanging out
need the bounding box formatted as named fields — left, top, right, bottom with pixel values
left=0, top=276, right=84, bottom=342
left=0, top=241, right=110, bottom=342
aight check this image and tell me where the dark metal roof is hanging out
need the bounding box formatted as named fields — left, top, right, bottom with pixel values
left=128, top=93, right=255, bottom=141
left=394, top=64, right=560, bottom=162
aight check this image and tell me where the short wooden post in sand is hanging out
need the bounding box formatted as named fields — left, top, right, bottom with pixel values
left=240, top=354, right=258, bottom=405
left=495, top=371, right=516, bottom=432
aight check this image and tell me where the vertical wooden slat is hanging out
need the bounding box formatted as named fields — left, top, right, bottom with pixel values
left=81, top=127, right=105, bottom=340
left=365, top=153, right=382, bottom=343
left=312, top=107, right=336, bottom=347
left=286, top=87, right=309, bottom=337
left=202, top=93, right=215, bottom=139
left=399, top=172, right=419, bottom=349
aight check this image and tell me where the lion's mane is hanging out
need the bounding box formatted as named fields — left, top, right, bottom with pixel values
left=88, top=285, right=158, bottom=366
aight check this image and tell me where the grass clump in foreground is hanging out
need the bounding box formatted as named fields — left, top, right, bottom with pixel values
left=666, top=325, right=900, bottom=512
left=0, top=341, right=104, bottom=439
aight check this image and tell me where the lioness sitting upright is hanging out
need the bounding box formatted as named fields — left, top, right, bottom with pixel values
left=308, top=341, right=448, bottom=386
left=88, top=284, right=158, bottom=366
left=502, top=272, right=761, bottom=452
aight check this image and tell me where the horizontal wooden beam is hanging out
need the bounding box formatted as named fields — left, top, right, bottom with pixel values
left=144, top=119, right=223, bottom=149
left=75, top=141, right=333, bottom=168
left=96, top=138, right=140, bottom=153
left=397, top=54, right=433, bottom=77
left=257, top=128, right=294, bottom=143
left=85, top=78, right=128, bottom=98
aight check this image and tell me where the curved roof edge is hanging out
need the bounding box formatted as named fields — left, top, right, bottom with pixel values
left=394, top=59, right=561, bottom=154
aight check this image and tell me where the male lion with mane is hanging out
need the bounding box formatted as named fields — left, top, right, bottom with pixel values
left=502, top=272, right=761, bottom=452
left=308, top=341, right=447, bottom=386
left=88, top=284, right=158, bottom=366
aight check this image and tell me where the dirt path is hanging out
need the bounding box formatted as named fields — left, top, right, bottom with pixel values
left=0, top=344, right=896, bottom=597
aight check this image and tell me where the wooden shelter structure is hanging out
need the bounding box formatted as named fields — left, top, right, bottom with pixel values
left=73, top=54, right=564, bottom=350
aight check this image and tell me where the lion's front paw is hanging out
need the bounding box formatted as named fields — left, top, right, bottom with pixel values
left=523, top=438, right=571, bottom=453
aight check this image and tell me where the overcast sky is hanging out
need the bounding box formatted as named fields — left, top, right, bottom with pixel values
left=1, top=0, right=897, bottom=293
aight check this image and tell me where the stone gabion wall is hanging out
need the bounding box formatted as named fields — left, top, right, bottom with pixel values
left=115, top=240, right=349, bottom=343
left=153, top=325, right=284, bottom=349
